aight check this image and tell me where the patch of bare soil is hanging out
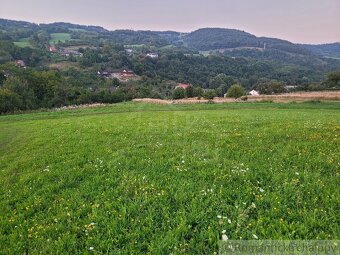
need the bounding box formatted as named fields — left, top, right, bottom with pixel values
left=133, top=91, right=340, bottom=104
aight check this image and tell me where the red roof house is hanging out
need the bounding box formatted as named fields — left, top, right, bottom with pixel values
left=49, top=46, right=57, bottom=53
left=175, top=83, right=190, bottom=89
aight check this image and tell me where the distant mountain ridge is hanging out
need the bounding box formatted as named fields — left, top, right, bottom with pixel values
left=0, top=18, right=339, bottom=57
left=301, top=43, right=340, bottom=58
left=180, top=28, right=311, bottom=55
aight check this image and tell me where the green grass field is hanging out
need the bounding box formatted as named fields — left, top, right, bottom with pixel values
left=0, top=102, right=339, bottom=254
left=49, top=33, right=71, bottom=45
left=13, top=38, right=33, bottom=48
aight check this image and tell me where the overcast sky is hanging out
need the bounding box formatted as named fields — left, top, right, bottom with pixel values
left=1, top=0, right=339, bottom=44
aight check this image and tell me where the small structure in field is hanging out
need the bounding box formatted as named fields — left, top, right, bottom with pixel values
left=175, top=83, right=190, bottom=89
left=249, top=90, right=260, bottom=96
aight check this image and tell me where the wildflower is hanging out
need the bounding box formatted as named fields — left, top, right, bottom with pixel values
left=217, top=215, right=222, bottom=219
left=222, top=234, right=229, bottom=241
left=228, top=219, right=232, bottom=224
left=259, top=188, right=265, bottom=193
left=253, top=234, right=258, bottom=239
left=222, top=230, right=226, bottom=234
left=89, top=247, right=94, bottom=251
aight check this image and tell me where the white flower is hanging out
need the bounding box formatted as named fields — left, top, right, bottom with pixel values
left=222, top=230, right=226, bottom=234
left=222, top=234, right=229, bottom=241
left=295, top=172, right=299, bottom=175
left=259, top=188, right=265, bottom=193
left=228, top=219, right=232, bottom=224
left=253, top=234, right=258, bottom=239
left=181, top=160, right=185, bottom=163
left=89, top=247, right=94, bottom=250
left=217, top=215, right=222, bottom=219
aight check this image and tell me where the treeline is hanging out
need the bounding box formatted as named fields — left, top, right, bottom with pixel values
left=0, top=64, right=162, bottom=114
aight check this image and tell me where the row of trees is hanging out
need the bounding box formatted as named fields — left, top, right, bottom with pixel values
left=172, top=84, right=246, bottom=100
left=0, top=64, right=160, bottom=114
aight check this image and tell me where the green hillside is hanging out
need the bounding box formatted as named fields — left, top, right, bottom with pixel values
left=183, top=28, right=310, bottom=55
left=0, top=102, right=339, bottom=253
left=49, top=33, right=71, bottom=45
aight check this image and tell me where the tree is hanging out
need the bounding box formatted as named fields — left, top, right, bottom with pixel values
left=226, top=84, right=246, bottom=98
left=193, top=87, right=204, bottom=97
left=185, top=85, right=194, bottom=98
left=172, top=87, right=186, bottom=99
left=256, top=80, right=285, bottom=94
left=209, top=74, right=235, bottom=89
left=0, top=88, right=22, bottom=113
left=203, top=89, right=216, bottom=100
left=324, top=71, right=340, bottom=89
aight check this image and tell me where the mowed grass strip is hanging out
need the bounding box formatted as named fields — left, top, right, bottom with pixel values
left=0, top=102, right=339, bottom=254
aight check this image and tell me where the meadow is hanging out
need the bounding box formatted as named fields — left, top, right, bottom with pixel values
left=0, top=102, right=339, bottom=254
left=49, top=33, right=72, bottom=45
left=13, top=37, right=32, bottom=48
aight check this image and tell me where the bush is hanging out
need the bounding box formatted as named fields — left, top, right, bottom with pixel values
left=172, top=87, right=186, bottom=99
left=185, top=85, right=194, bottom=98
left=0, top=88, right=22, bottom=113
left=256, top=80, right=285, bottom=94
left=202, top=89, right=216, bottom=100
left=193, top=87, right=204, bottom=97
left=226, top=84, right=246, bottom=98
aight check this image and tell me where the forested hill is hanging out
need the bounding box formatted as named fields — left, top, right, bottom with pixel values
left=301, top=43, right=340, bottom=58
left=1, top=18, right=338, bottom=56
left=182, top=28, right=310, bottom=55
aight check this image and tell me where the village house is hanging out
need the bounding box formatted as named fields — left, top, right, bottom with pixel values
left=15, top=60, right=26, bottom=68
left=175, top=83, right=190, bottom=89
left=146, top=53, right=159, bottom=59
left=249, top=90, right=260, bottom=96
left=97, top=71, right=111, bottom=78
left=120, top=69, right=135, bottom=77
left=49, top=46, right=57, bottom=53
left=60, top=49, right=83, bottom=57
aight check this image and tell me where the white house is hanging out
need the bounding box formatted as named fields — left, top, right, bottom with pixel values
left=249, top=90, right=260, bottom=96
left=146, top=53, right=159, bottom=59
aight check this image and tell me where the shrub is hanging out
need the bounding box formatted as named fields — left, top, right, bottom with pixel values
left=226, top=84, right=246, bottom=98
left=185, top=85, right=194, bottom=98
left=0, top=88, right=22, bottom=113
left=203, top=90, right=216, bottom=100
left=172, top=87, right=186, bottom=99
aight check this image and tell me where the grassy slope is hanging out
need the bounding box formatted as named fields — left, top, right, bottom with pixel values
left=13, top=37, right=32, bottom=48
left=0, top=102, right=339, bottom=254
left=49, top=33, right=71, bottom=45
